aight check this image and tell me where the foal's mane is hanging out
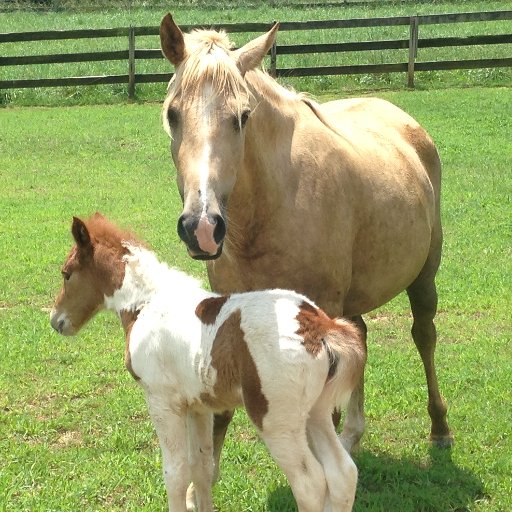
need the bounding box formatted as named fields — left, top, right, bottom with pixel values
left=163, top=28, right=306, bottom=118
left=84, top=214, right=141, bottom=251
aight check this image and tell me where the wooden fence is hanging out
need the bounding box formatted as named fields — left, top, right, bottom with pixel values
left=1, top=10, right=511, bottom=96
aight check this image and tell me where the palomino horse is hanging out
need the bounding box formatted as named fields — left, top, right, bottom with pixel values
left=50, top=213, right=366, bottom=512
left=159, top=9, right=452, bottom=480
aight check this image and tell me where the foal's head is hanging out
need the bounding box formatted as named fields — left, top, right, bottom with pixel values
left=50, top=214, right=131, bottom=335
left=160, top=14, right=279, bottom=259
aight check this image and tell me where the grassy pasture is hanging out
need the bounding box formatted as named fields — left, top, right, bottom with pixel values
left=1, top=0, right=512, bottom=106
left=1, top=84, right=511, bottom=511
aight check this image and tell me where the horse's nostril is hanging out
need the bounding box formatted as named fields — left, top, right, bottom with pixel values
left=213, top=214, right=226, bottom=244
left=51, top=315, right=65, bottom=333
left=178, top=211, right=226, bottom=256
left=52, top=319, right=66, bottom=334
left=177, top=214, right=191, bottom=243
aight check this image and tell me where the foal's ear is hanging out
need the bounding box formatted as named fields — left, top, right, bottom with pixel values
left=160, top=13, right=186, bottom=66
left=233, top=22, right=279, bottom=76
left=71, top=217, right=92, bottom=253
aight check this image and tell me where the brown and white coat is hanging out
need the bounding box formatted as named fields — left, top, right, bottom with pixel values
left=51, top=215, right=366, bottom=512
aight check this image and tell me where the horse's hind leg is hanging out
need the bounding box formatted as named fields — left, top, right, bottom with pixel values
left=407, top=262, right=453, bottom=447
left=340, top=315, right=367, bottom=452
left=308, top=400, right=358, bottom=511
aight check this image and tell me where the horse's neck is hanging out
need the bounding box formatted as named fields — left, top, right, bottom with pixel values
left=104, top=245, right=204, bottom=317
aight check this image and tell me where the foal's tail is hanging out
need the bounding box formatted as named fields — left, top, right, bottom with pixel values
left=323, top=319, right=367, bottom=409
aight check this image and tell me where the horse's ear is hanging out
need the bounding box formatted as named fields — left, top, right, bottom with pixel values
left=233, top=22, right=279, bottom=75
left=71, top=217, right=92, bottom=254
left=160, top=13, right=186, bottom=66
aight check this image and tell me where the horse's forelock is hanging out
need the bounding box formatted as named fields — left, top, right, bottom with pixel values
left=188, top=29, right=234, bottom=53
left=164, top=29, right=249, bottom=114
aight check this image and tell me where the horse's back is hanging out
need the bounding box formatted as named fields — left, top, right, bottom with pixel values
left=319, top=96, right=441, bottom=233
left=322, top=97, right=418, bottom=133
left=321, top=97, right=441, bottom=189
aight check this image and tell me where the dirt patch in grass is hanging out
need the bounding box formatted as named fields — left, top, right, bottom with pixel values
left=54, top=429, right=84, bottom=448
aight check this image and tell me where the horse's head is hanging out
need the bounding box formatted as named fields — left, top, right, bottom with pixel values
left=50, top=214, right=128, bottom=335
left=160, top=14, right=279, bottom=259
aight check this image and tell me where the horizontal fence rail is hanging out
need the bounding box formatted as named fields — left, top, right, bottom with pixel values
left=0, top=10, right=511, bottom=94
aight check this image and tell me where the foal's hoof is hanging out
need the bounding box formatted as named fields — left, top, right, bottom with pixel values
left=186, top=483, right=197, bottom=511
left=430, top=432, right=454, bottom=448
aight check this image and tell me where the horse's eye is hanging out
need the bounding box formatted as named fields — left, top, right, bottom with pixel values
left=167, top=107, right=180, bottom=126
left=62, top=271, right=71, bottom=281
left=234, top=110, right=251, bottom=131
left=240, top=109, right=251, bottom=128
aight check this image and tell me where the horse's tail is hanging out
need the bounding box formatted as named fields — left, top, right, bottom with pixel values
left=323, top=318, right=367, bottom=409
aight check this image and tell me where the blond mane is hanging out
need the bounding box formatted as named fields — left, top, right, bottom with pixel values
left=162, top=28, right=305, bottom=125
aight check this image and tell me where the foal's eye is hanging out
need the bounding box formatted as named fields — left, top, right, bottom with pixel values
left=167, top=107, right=180, bottom=126
left=62, top=271, right=71, bottom=281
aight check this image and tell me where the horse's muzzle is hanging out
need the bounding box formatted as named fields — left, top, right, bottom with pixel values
left=177, top=212, right=226, bottom=260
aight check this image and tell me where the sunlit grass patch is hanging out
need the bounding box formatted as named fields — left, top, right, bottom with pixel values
left=0, top=85, right=510, bottom=510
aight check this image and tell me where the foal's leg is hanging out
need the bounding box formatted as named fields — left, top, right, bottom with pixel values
left=187, top=410, right=215, bottom=512
left=340, top=315, right=367, bottom=452
left=308, top=401, right=358, bottom=512
left=186, top=409, right=233, bottom=509
left=407, top=268, right=453, bottom=447
left=146, top=396, right=189, bottom=512
left=261, top=425, right=327, bottom=512
left=212, top=410, right=234, bottom=482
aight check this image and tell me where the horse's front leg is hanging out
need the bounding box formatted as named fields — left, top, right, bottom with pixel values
left=146, top=395, right=189, bottom=512
left=187, top=410, right=215, bottom=512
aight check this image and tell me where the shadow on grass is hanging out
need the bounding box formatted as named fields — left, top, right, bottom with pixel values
left=267, top=447, right=484, bottom=512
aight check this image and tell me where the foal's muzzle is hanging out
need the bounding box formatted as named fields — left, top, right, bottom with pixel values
left=50, top=309, right=74, bottom=336
left=177, top=212, right=226, bottom=260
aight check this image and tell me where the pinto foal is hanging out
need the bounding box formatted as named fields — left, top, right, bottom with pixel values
left=50, top=214, right=366, bottom=512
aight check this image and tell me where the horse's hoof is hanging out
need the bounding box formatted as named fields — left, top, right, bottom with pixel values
left=339, top=433, right=361, bottom=454
left=430, top=432, right=454, bottom=448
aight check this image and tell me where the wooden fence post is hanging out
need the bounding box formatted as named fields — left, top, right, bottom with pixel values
left=407, top=16, right=419, bottom=89
left=128, top=26, right=135, bottom=99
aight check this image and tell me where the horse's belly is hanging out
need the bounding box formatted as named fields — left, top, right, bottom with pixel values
left=209, top=206, right=433, bottom=318
left=343, top=216, right=433, bottom=316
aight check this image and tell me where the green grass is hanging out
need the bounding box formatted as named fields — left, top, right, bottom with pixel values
left=0, top=86, right=511, bottom=511
left=1, top=0, right=511, bottom=106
